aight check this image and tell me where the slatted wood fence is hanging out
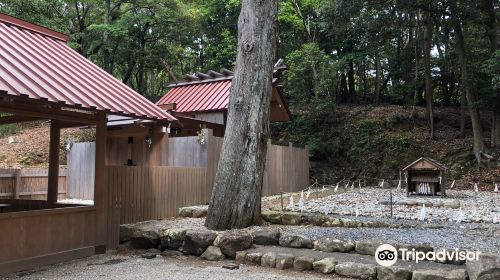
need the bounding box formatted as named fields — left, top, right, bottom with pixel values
left=0, top=168, right=67, bottom=200
left=67, top=142, right=95, bottom=200
left=105, top=166, right=208, bottom=248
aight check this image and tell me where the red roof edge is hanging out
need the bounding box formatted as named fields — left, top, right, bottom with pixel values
left=0, top=13, right=70, bottom=42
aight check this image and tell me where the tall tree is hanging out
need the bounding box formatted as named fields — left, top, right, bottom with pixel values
left=451, top=1, right=485, bottom=165
left=205, top=0, right=278, bottom=230
left=422, top=8, right=435, bottom=138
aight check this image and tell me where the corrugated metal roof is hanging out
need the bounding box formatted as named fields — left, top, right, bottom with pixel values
left=0, top=13, right=175, bottom=121
left=157, top=80, right=232, bottom=113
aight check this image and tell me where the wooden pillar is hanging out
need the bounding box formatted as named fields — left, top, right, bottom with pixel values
left=13, top=169, right=21, bottom=199
left=47, top=120, right=60, bottom=205
left=94, top=113, right=108, bottom=253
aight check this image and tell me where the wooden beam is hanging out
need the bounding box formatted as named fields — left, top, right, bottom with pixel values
left=47, top=120, right=60, bottom=205
left=93, top=113, right=108, bottom=251
left=158, top=103, right=176, bottom=111
left=0, top=115, right=42, bottom=125
left=0, top=100, right=99, bottom=124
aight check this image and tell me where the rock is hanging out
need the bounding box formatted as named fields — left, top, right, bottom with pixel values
left=245, top=252, right=263, bottom=266
left=293, top=256, right=315, bottom=271
left=160, top=228, right=187, bottom=250
left=119, top=224, right=137, bottom=242
left=377, top=266, right=412, bottom=280
left=443, top=200, right=460, bottom=209
left=216, top=230, right=253, bottom=258
left=433, top=248, right=466, bottom=265
left=335, top=262, right=377, bottom=280
left=160, top=250, right=183, bottom=257
left=397, top=243, right=433, bottom=254
left=363, top=221, right=388, bottom=228
left=261, top=252, right=277, bottom=268
left=355, top=240, right=384, bottom=256
left=466, top=253, right=500, bottom=280
left=183, top=229, right=217, bottom=256
left=200, top=246, right=225, bottom=261
left=178, top=205, right=208, bottom=218
left=313, top=258, right=337, bottom=274
left=423, top=224, right=445, bottom=229
left=322, top=217, right=343, bottom=227
left=412, top=269, right=467, bottom=280
left=433, top=201, right=444, bottom=207
left=222, top=263, right=239, bottom=270
left=261, top=211, right=282, bottom=224
left=252, top=229, right=280, bottom=245
left=341, top=218, right=362, bottom=228
left=142, top=248, right=161, bottom=259
left=306, top=213, right=327, bottom=226
left=130, top=229, right=160, bottom=249
left=279, top=234, right=313, bottom=249
left=281, top=212, right=303, bottom=225
left=275, top=253, right=294, bottom=270
left=314, top=238, right=355, bottom=253
left=235, top=251, right=247, bottom=265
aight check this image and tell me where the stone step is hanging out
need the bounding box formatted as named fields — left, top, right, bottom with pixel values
left=237, top=245, right=467, bottom=280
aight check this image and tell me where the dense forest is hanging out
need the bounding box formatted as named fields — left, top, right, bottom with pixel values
left=1, top=0, right=498, bottom=180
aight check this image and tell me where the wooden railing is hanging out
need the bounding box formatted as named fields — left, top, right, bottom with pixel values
left=0, top=168, right=67, bottom=200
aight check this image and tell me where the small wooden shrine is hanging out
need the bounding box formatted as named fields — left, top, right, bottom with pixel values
left=403, top=157, right=447, bottom=197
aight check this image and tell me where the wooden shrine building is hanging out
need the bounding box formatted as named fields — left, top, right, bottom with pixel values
left=0, top=13, right=175, bottom=274
left=403, top=157, right=448, bottom=197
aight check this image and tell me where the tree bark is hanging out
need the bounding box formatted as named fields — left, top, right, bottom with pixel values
left=348, top=61, right=356, bottom=102
left=205, top=0, right=277, bottom=230
left=422, top=9, right=434, bottom=139
left=374, top=54, right=381, bottom=104
left=454, top=17, right=485, bottom=164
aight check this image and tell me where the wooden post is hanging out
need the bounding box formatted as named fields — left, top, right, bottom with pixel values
left=13, top=169, right=21, bottom=199
left=47, top=120, right=61, bottom=205
left=94, top=113, right=108, bottom=253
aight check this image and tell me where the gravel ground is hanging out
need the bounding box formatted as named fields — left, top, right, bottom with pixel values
left=2, top=251, right=352, bottom=280
left=264, top=187, right=500, bottom=223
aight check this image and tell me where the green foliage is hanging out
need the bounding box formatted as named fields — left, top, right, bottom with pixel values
left=284, top=43, right=336, bottom=103
left=0, top=124, right=20, bottom=138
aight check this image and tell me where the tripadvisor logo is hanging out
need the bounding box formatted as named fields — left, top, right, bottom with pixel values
left=375, top=244, right=481, bottom=267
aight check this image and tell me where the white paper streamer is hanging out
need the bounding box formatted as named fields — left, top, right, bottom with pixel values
left=288, top=195, right=294, bottom=210
left=474, top=183, right=479, bottom=193
left=306, top=188, right=311, bottom=199
left=450, top=180, right=455, bottom=189
left=396, top=180, right=401, bottom=191
left=494, top=184, right=498, bottom=193
left=379, top=179, right=385, bottom=188
left=418, top=204, right=426, bottom=221
left=334, top=183, right=339, bottom=193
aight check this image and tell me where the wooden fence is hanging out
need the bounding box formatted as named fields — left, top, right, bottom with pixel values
left=105, top=166, right=208, bottom=247
left=262, top=142, right=310, bottom=196
left=0, top=168, right=67, bottom=200
left=67, top=142, right=95, bottom=200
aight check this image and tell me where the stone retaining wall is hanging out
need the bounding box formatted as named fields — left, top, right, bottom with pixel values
left=120, top=223, right=499, bottom=280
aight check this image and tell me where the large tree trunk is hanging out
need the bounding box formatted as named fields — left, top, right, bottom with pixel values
left=348, top=61, right=356, bottom=102
left=454, top=19, right=485, bottom=164
left=422, top=9, right=434, bottom=139
left=374, top=54, right=381, bottom=104
left=205, top=0, right=277, bottom=230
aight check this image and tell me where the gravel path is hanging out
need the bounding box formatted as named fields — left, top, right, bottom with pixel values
left=2, top=251, right=352, bottom=280
left=260, top=223, right=500, bottom=255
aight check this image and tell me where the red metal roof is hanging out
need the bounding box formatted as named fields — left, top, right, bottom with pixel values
left=0, top=13, right=175, bottom=121
left=157, top=79, right=232, bottom=113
